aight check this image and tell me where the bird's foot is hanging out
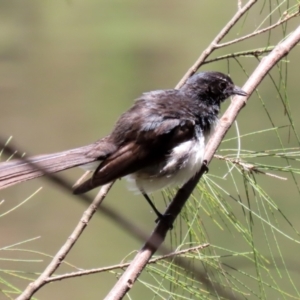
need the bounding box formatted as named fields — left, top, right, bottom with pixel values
left=202, top=160, right=209, bottom=173
left=155, top=213, right=174, bottom=230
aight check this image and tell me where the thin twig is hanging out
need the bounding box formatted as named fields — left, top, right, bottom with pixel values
left=203, top=47, right=273, bottom=65
left=105, top=24, right=300, bottom=300
left=72, top=170, right=92, bottom=188
left=176, top=0, right=258, bottom=88
left=216, top=10, right=300, bottom=48
left=237, top=0, right=242, bottom=11
left=16, top=183, right=114, bottom=300
left=46, top=244, right=210, bottom=283
left=214, top=154, right=287, bottom=180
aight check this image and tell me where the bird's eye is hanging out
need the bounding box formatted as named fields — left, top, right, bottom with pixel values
left=219, top=81, right=227, bottom=90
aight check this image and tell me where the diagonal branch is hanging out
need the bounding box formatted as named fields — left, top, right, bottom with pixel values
left=105, top=24, right=300, bottom=300
left=216, top=10, right=300, bottom=48
left=176, top=0, right=258, bottom=88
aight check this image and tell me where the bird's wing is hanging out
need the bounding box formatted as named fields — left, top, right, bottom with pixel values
left=73, top=115, right=196, bottom=194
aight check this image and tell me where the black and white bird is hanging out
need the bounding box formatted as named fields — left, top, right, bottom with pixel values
left=0, top=71, right=247, bottom=217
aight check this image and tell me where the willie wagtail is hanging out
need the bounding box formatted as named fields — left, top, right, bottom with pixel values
left=0, top=72, right=247, bottom=218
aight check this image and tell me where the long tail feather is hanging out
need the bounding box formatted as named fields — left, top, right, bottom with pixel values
left=0, top=145, right=98, bottom=190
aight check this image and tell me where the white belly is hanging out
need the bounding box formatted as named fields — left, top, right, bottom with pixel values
left=126, top=121, right=217, bottom=194
left=126, top=135, right=205, bottom=194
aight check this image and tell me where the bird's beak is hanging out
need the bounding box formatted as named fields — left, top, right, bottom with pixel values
left=233, top=86, right=247, bottom=96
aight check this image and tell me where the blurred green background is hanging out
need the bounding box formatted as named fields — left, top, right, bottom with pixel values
left=1, top=0, right=300, bottom=299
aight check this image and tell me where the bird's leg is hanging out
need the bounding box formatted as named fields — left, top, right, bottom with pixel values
left=202, top=159, right=209, bottom=173
left=142, top=192, right=163, bottom=219
left=142, top=192, right=173, bottom=229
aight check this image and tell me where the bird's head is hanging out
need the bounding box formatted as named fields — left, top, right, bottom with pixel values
left=181, top=71, right=247, bottom=104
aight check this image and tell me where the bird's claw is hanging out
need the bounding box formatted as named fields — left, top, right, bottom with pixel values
left=155, top=213, right=174, bottom=230
left=203, top=160, right=209, bottom=173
